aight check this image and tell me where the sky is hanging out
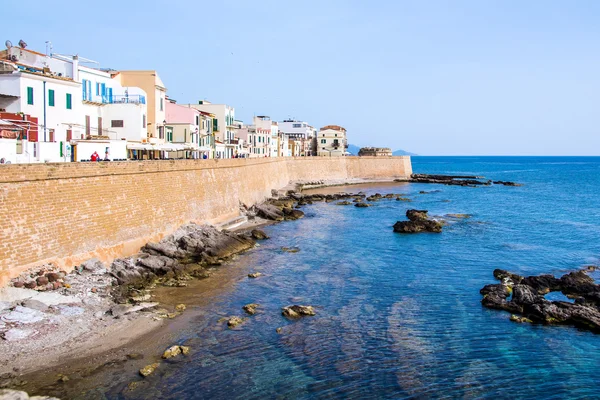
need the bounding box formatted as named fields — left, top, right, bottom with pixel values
left=3, top=0, right=600, bottom=155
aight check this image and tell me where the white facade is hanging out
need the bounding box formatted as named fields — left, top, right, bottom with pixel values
left=0, top=46, right=148, bottom=163
left=182, top=101, right=236, bottom=158
left=278, top=120, right=317, bottom=156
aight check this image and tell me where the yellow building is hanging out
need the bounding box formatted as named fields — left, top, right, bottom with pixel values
left=114, top=70, right=167, bottom=143
left=317, top=125, right=347, bottom=157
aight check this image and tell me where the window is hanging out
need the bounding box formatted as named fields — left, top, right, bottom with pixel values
left=196, top=115, right=199, bottom=126
left=96, top=82, right=100, bottom=96
left=321, top=139, right=326, bottom=144
left=66, top=93, right=72, bottom=109
left=111, top=120, right=124, bottom=128
left=293, top=123, right=301, bottom=128
left=142, top=114, right=146, bottom=128
left=48, top=89, right=55, bottom=107
left=335, top=133, right=338, bottom=137
left=160, top=97, right=164, bottom=111
left=27, top=87, right=34, bottom=105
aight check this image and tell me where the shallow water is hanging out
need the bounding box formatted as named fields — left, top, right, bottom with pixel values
left=40, top=157, right=600, bottom=399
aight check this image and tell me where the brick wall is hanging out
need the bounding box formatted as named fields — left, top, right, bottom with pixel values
left=0, top=156, right=411, bottom=285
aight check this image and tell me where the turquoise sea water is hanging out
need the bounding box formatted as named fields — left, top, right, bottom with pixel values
left=112, top=156, right=600, bottom=399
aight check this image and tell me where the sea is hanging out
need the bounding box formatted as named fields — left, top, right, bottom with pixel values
left=40, top=157, right=600, bottom=399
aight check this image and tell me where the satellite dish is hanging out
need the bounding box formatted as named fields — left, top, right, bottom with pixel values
left=5, top=40, right=12, bottom=49
left=18, top=40, right=27, bottom=49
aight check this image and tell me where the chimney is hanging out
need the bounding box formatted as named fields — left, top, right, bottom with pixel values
left=72, top=55, right=79, bottom=81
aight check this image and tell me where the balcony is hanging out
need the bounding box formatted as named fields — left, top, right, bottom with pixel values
left=82, top=93, right=146, bottom=105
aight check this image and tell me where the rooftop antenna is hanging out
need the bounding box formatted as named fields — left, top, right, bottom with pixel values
left=45, top=41, right=53, bottom=56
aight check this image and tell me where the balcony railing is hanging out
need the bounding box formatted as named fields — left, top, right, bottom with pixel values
left=82, top=93, right=146, bottom=105
left=106, top=95, right=146, bottom=105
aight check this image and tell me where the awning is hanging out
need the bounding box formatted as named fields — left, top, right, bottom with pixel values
left=127, top=143, right=154, bottom=150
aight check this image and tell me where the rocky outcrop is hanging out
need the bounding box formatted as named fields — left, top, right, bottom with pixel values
left=406, top=174, right=521, bottom=187
left=282, top=305, right=316, bottom=318
left=355, top=202, right=372, bottom=208
left=110, top=224, right=255, bottom=291
left=481, top=268, right=600, bottom=332
left=393, top=209, right=443, bottom=233
left=250, top=229, right=269, bottom=240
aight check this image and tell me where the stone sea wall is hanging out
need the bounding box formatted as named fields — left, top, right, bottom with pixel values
left=0, top=156, right=411, bottom=285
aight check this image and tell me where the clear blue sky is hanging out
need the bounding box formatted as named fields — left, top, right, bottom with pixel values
left=3, top=0, right=600, bottom=155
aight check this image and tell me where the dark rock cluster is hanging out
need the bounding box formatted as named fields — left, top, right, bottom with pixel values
left=393, top=209, right=443, bottom=233
left=481, top=267, right=600, bottom=332
left=109, top=224, right=255, bottom=297
left=401, top=174, right=521, bottom=187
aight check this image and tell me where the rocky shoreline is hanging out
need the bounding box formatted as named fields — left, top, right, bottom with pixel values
left=0, top=186, right=384, bottom=395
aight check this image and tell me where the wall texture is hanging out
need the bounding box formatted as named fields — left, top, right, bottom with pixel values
left=0, top=156, right=411, bottom=285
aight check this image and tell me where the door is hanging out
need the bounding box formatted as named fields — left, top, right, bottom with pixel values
left=71, top=144, right=77, bottom=162
left=49, top=129, right=55, bottom=142
left=98, top=117, right=103, bottom=136
left=66, top=129, right=72, bottom=141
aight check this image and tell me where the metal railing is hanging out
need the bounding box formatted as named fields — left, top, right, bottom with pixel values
left=82, top=94, right=146, bottom=105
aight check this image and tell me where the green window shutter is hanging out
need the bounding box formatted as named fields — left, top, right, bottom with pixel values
left=213, top=118, right=218, bottom=131
left=66, top=93, right=72, bottom=109
left=60, top=142, right=63, bottom=157
left=48, top=89, right=55, bottom=106
left=27, top=87, right=34, bottom=105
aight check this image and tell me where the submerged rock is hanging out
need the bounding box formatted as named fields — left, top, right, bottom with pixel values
left=336, top=201, right=352, bottom=206
left=282, top=305, right=316, bottom=318
left=248, top=272, right=263, bottom=278
left=243, top=303, right=260, bottom=315
left=354, top=202, right=372, bottom=208
left=139, top=363, right=159, bottom=377
left=393, top=210, right=443, bottom=233
left=281, top=247, right=300, bottom=253
left=227, top=316, right=245, bottom=328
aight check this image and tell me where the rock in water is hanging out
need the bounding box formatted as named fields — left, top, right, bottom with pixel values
left=282, top=305, right=316, bottom=318
left=393, top=209, right=443, bottom=233
left=250, top=229, right=269, bottom=240
left=336, top=201, right=352, bottom=205
left=243, top=303, right=260, bottom=315
left=481, top=268, right=600, bottom=333
left=139, top=363, right=159, bottom=377
left=248, top=272, right=263, bottom=278
left=162, top=345, right=182, bottom=359
left=354, top=203, right=372, bottom=208
left=227, top=316, right=245, bottom=328
left=281, top=247, right=300, bottom=253
left=180, top=346, right=191, bottom=355
left=283, top=209, right=305, bottom=221
left=175, top=304, right=186, bottom=312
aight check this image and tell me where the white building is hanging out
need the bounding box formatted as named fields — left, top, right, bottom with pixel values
left=0, top=43, right=148, bottom=162
left=278, top=119, right=317, bottom=156
left=182, top=100, right=236, bottom=159
left=316, top=125, right=347, bottom=157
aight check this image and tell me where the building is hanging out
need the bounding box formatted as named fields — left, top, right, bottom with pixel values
left=316, top=125, right=347, bottom=157
left=182, top=100, right=236, bottom=159
left=358, top=147, right=392, bottom=157
left=0, top=43, right=146, bottom=162
left=115, top=70, right=167, bottom=143
left=278, top=119, right=317, bottom=156
left=164, top=99, right=212, bottom=159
